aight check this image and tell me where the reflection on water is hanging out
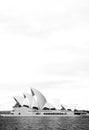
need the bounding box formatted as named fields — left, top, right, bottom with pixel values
left=0, top=116, right=89, bottom=130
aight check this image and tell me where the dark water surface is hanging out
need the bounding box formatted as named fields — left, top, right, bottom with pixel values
left=0, top=116, right=89, bottom=130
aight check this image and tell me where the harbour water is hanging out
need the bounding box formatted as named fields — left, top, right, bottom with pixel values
left=0, top=116, right=89, bottom=130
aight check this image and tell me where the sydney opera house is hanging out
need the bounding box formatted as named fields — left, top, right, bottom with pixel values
left=11, top=88, right=74, bottom=116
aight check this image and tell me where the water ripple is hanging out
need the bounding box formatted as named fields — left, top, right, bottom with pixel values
left=0, top=116, right=89, bottom=130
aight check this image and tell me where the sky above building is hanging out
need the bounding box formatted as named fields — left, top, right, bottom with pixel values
left=0, top=0, right=89, bottom=110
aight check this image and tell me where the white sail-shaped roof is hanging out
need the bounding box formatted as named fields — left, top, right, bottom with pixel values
left=31, top=96, right=39, bottom=108
left=61, top=105, right=66, bottom=110
left=23, top=93, right=33, bottom=107
left=22, top=98, right=29, bottom=107
left=61, top=104, right=72, bottom=111
left=31, top=88, right=47, bottom=109
left=14, top=96, right=24, bottom=106
left=43, top=102, right=50, bottom=109
left=42, top=102, right=55, bottom=109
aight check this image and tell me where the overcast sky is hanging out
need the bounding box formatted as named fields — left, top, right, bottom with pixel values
left=0, top=0, right=89, bottom=110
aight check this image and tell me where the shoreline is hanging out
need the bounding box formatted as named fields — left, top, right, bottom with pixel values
left=1, top=114, right=88, bottom=117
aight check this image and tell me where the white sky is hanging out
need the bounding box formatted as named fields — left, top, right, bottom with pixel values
left=0, top=0, right=89, bottom=110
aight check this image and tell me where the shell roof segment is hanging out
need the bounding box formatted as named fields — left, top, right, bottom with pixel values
left=14, top=96, right=24, bottom=106
left=23, top=93, right=33, bottom=107
left=31, top=88, right=47, bottom=109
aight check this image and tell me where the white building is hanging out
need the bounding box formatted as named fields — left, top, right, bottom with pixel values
left=11, top=88, right=74, bottom=116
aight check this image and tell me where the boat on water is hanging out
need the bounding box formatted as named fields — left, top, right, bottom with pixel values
left=0, top=88, right=88, bottom=117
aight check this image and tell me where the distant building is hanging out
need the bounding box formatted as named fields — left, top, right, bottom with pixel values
left=10, top=88, right=76, bottom=116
